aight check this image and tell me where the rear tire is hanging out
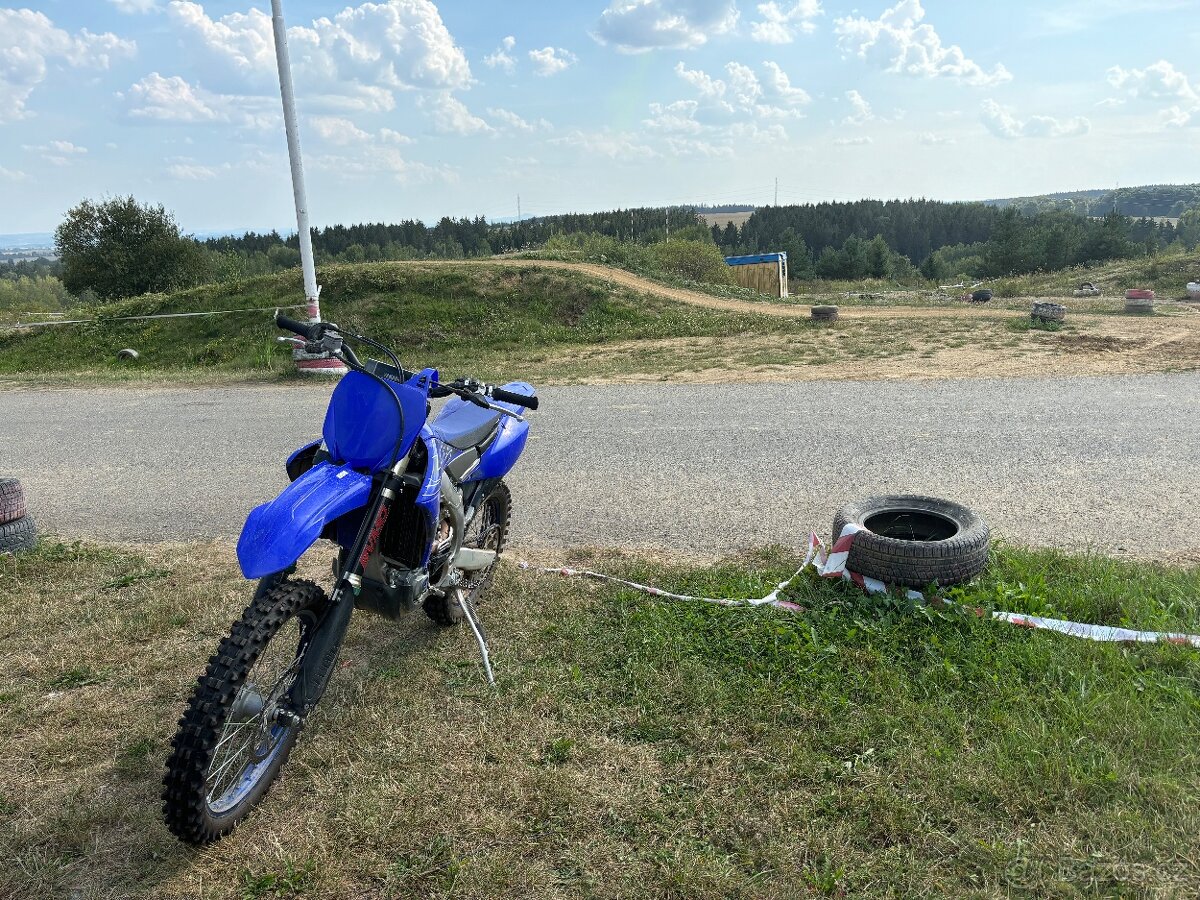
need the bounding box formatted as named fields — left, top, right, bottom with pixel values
left=162, top=579, right=328, bottom=845
left=424, top=481, right=511, bottom=626
left=833, top=495, right=990, bottom=588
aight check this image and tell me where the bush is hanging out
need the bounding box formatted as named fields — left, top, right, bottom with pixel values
left=541, top=232, right=734, bottom=286
left=55, top=196, right=210, bottom=301
left=649, top=239, right=734, bottom=285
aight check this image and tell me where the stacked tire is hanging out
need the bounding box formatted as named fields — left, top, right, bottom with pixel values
left=1031, top=302, right=1066, bottom=323
left=0, top=478, right=37, bottom=554
left=811, top=305, right=839, bottom=322
left=1125, top=289, right=1155, bottom=315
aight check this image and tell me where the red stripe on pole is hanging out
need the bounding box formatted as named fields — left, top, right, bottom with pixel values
left=295, top=357, right=347, bottom=373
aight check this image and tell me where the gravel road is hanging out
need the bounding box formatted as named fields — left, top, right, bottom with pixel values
left=2, top=374, right=1198, bottom=557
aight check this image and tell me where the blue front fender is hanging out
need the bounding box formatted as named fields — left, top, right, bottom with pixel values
left=236, top=461, right=372, bottom=579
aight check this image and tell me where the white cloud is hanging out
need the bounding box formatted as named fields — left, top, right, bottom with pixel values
left=550, top=129, right=659, bottom=160
left=166, top=162, right=220, bottom=180
left=312, top=146, right=446, bottom=184
left=673, top=60, right=809, bottom=120
left=48, top=140, right=88, bottom=155
left=379, top=128, right=414, bottom=144
left=421, top=92, right=493, bottom=135
left=487, top=107, right=550, bottom=133
left=643, top=100, right=703, bottom=133
left=918, top=131, right=955, bottom=145
left=674, top=61, right=726, bottom=98
left=1107, top=60, right=1198, bottom=103
left=664, top=136, right=735, bottom=158
left=484, top=35, right=517, bottom=73
left=725, top=62, right=763, bottom=108
left=25, top=140, right=88, bottom=166
left=841, top=89, right=874, bottom=125
left=108, top=0, right=161, bottom=12
left=834, top=0, right=1011, bottom=87
left=0, top=9, right=136, bottom=122
left=750, top=1, right=822, bottom=44
left=761, top=61, right=810, bottom=106
left=593, top=0, right=739, bottom=53
left=528, top=47, right=577, bottom=77
left=981, top=99, right=1090, bottom=139
left=0, top=165, right=28, bottom=182
left=122, top=72, right=281, bottom=130
left=833, top=136, right=873, bottom=145
left=124, top=73, right=223, bottom=122
left=309, top=116, right=372, bottom=145
left=167, top=0, right=472, bottom=102
left=1106, top=60, right=1199, bottom=124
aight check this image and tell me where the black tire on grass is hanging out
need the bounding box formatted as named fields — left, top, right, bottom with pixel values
left=0, top=516, right=36, bottom=554
left=811, top=305, right=839, bottom=322
left=162, top=579, right=328, bottom=845
left=0, top=478, right=27, bottom=525
left=832, top=495, right=990, bottom=588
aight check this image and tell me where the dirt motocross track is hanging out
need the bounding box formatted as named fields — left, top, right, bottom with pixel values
left=431, top=259, right=1200, bottom=384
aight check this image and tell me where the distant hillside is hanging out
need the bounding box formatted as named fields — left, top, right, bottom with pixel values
left=986, top=184, right=1200, bottom=219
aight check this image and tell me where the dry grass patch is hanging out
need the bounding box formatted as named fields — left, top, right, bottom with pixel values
left=3, top=540, right=1200, bottom=898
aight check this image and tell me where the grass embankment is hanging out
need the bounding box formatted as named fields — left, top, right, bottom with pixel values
left=2, top=260, right=1197, bottom=385
left=3, top=539, right=1199, bottom=898
left=0, top=263, right=997, bottom=385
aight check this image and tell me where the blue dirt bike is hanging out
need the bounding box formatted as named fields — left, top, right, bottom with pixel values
left=162, top=312, right=538, bottom=845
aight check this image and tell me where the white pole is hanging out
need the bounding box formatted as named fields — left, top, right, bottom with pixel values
left=270, top=0, right=344, bottom=374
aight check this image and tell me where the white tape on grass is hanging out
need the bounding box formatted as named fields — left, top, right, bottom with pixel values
left=519, top=524, right=1200, bottom=648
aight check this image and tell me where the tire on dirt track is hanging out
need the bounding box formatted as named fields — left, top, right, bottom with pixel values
left=832, top=495, right=990, bottom=589
left=0, top=516, right=36, bottom=554
left=811, top=305, right=839, bottom=322
left=0, top=478, right=27, bottom=525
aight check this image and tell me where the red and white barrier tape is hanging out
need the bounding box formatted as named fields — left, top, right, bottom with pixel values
left=517, top=523, right=1200, bottom=648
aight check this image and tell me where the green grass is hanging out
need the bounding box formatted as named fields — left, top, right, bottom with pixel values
left=2, top=538, right=1199, bottom=898
left=0, top=263, right=798, bottom=382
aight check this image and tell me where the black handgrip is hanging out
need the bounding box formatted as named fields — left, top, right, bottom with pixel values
left=275, top=310, right=321, bottom=340
left=490, top=386, right=539, bottom=410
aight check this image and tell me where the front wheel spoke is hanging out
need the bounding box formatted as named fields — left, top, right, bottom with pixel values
left=207, top=743, right=251, bottom=797
left=210, top=718, right=256, bottom=758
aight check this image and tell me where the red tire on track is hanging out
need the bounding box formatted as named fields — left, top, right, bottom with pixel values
left=1125, top=288, right=1155, bottom=300
left=0, top=478, right=27, bottom=525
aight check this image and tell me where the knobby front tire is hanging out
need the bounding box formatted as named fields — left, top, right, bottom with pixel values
left=162, top=579, right=328, bottom=845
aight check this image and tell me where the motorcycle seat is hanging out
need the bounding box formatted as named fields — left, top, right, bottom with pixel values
left=430, top=403, right=501, bottom=450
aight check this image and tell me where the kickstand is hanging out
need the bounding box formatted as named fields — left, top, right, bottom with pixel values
left=456, top=588, right=495, bottom=686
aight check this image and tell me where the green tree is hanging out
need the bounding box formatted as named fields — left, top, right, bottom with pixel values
left=55, top=196, right=209, bottom=300
left=1080, top=210, right=1132, bottom=262
left=919, top=254, right=946, bottom=282
left=1177, top=207, right=1200, bottom=249
left=865, top=234, right=891, bottom=278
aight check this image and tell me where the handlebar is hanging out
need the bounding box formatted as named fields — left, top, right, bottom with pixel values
left=274, top=312, right=539, bottom=411
left=274, top=311, right=322, bottom=341
left=488, top=385, right=539, bottom=410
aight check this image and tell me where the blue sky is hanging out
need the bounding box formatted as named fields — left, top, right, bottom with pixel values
left=1, top=0, right=1197, bottom=234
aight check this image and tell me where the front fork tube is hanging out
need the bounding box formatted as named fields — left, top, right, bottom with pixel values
left=290, top=458, right=409, bottom=715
